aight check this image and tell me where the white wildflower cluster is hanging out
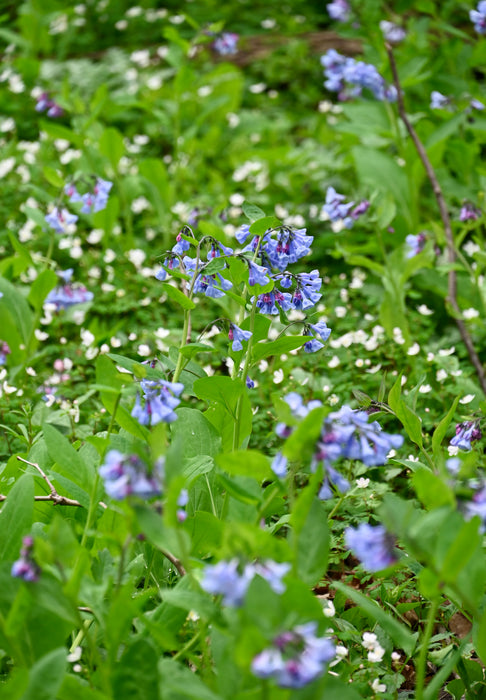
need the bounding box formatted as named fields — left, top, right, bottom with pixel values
left=362, top=632, right=385, bottom=663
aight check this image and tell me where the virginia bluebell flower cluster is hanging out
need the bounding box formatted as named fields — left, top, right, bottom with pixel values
left=200, top=558, right=290, bottom=606
left=321, top=50, right=397, bottom=102
left=35, top=92, right=63, bottom=117
left=229, top=324, right=252, bottom=352
left=45, top=207, right=78, bottom=234
left=450, top=420, right=482, bottom=451
left=380, top=20, right=407, bottom=44
left=430, top=91, right=450, bottom=110
left=212, top=32, right=239, bottom=55
left=11, top=536, right=40, bottom=582
left=470, top=1, right=486, bottom=34
left=272, top=397, right=404, bottom=499
left=345, top=523, right=397, bottom=572
left=304, top=321, right=332, bottom=353
left=0, top=341, right=11, bottom=365
left=322, top=187, right=370, bottom=230
left=459, top=202, right=481, bottom=222
left=405, top=233, right=426, bottom=258
left=132, top=379, right=184, bottom=425
left=45, top=269, right=94, bottom=310
left=99, top=450, right=164, bottom=500
left=251, top=622, right=336, bottom=689
left=65, top=178, right=113, bottom=214
left=326, top=0, right=350, bottom=22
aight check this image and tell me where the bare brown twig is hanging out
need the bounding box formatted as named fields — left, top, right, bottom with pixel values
left=386, top=44, right=486, bottom=396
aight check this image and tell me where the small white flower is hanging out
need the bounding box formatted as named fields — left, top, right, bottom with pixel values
left=273, top=369, right=284, bottom=384
left=459, top=394, right=475, bottom=404
left=463, top=307, right=479, bottom=319
left=368, top=645, right=385, bottom=663
left=328, top=393, right=339, bottom=406
left=417, top=304, right=434, bottom=315
left=34, top=329, right=49, bottom=341
left=137, top=344, right=151, bottom=357
left=323, top=600, right=335, bottom=617
left=448, top=445, right=459, bottom=456
left=419, top=384, right=432, bottom=394
left=438, top=346, right=455, bottom=356
left=407, top=342, right=420, bottom=356
left=371, top=678, right=387, bottom=692
left=362, top=632, right=378, bottom=650
left=393, top=327, right=405, bottom=345
left=436, top=369, right=448, bottom=382
left=356, top=477, right=370, bottom=489
left=391, top=651, right=401, bottom=661
left=328, top=355, right=340, bottom=368
left=335, top=305, right=347, bottom=318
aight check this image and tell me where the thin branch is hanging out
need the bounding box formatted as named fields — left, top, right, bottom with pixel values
left=386, top=44, right=486, bottom=396
left=160, top=547, right=186, bottom=577
left=9, top=456, right=107, bottom=509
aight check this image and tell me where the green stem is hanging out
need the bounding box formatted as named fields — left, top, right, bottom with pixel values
left=232, top=295, right=258, bottom=451
left=173, top=625, right=204, bottom=661
left=205, top=473, right=218, bottom=518
left=81, top=392, right=121, bottom=548
left=173, top=308, right=191, bottom=383
left=415, top=597, right=440, bottom=700
left=328, top=494, right=346, bottom=521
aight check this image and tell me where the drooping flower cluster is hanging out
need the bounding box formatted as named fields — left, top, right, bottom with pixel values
left=304, top=321, right=332, bottom=353
left=251, top=622, right=336, bottom=689
left=326, top=0, right=350, bottom=22
left=45, top=207, right=78, bottom=234
left=0, top=341, right=11, bottom=365
left=321, top=187, right=370, bottom=229
left=321, top=50, right=397, bottom=102
left=131, top=379, right=184, bottom=425
left=200, top=558, right=291, bottom=606
left=65, top=178, right=113, bottom=214
left=11, top=536, right=40, bottom=582
left=35, top=92, right=63, bottom=117
left=380, top=20, right=406, bottom=44
left=470, top=1, right=486, bottom=34
left=45, top=269, right=94, bottom=310
left=430, top=91, right=450, bottom=110
left=271, top=397, right=404, bottom=499
left=212, top=32, right=239, bottom=55
left=405, top=233, right=426, bottom=258
left=228, top=323, right=252, bottom=352
left=345, top=523, right=397, bottom=572
left=99, top=450, right=164, bottom=500
left=460, top=202, right=482, bottom=222
left=450, top=420, right=482, bottom=451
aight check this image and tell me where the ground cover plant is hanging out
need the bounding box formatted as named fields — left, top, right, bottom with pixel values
left=2, top=0, right=486, bottom=698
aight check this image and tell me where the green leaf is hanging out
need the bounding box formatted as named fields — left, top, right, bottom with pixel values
left=95, top=355, right=148, bottom=440
left=27, top=269, right=58, bottom=311
left=22, top=648, right=67, bottom=700
left=249, top=215, right=280, bottom=236
left=0, top=277, right=33, bottom=345
left=42, top=166, right=65, bottom=189
left=57, top=674, right=110, bottom=700
left=283, top=407, right=326, bottom=463
left=294, top=498, right=329, bottom=586
left=0, top=474, right=34, bottom=561
left=242, top=202, right=266, bottom=222
left=193, top=376, right=244, bottom=414
left=99, top=127, right=124, bottom=170
left=162, top=283, right=196, bottom=309
left=171, top=408, right=222, bottom=459
left=432, top=396, right=461, bottom=459
left=43, top=423, right=94, bottom=493
left=474, top=608, right=486, bottom=666
left=112, top=638, right=159, bottom=700
left=216, top=451, right=271, bottom=481
left=203, top=257, right=227, bottom=275
left=179, top=342, right=214, bottom=359
left=440, top=517, right=482, bottom=583
left=412, top=468, right=455, bottom=510
left=333, top=582, right=417, bottom=656
left=159, top=658, right=223, bottom=700
left=395, top=402, right=423, bottom=448
left=217, top=473, right=261, bottom=505
left=134, top=504, right=188, bottom=556
left=251, top=336, right=307, bottom=363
